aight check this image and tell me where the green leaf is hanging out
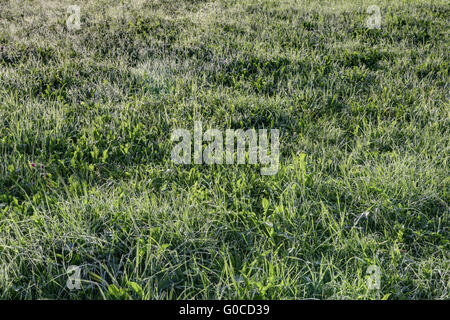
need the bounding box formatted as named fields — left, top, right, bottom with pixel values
left=107, top=284, right=121, bottom=298
left=262, top=198, right=270, bottom=211
left=381, top=293, right=391, bottom=300
left=128, top=281, right=144, bottom=298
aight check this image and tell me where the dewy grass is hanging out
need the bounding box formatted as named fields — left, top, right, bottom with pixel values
left=0, top=0, right=448, bottom=299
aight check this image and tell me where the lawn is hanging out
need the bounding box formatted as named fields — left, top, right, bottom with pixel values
left=0, top=0, right=448, bottom=299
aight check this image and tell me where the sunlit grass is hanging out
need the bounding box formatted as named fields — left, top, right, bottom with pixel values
left=0, top=0, right=448, bottom=299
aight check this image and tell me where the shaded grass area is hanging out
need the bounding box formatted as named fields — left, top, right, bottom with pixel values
left=0, top=0, right=448, bottom=299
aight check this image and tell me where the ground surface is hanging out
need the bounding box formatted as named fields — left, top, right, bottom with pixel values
left=0, top=0, right=448, bottom=299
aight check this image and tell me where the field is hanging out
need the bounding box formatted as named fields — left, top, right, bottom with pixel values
left=0, top=0, right=448, bottom=299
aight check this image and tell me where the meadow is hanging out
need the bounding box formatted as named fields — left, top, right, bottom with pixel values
left=0, top=0, right=448, bottom=299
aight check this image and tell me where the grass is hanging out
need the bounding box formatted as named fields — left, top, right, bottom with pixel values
left=0, top=0, right=448, bottom=299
